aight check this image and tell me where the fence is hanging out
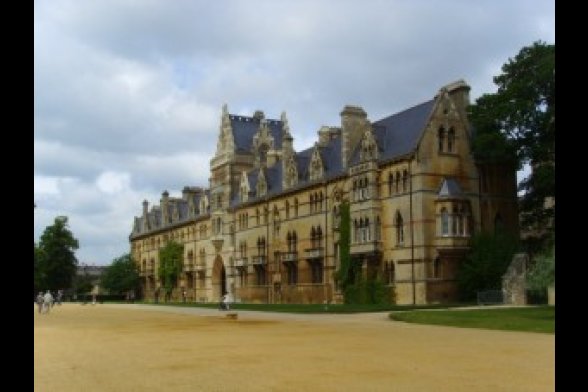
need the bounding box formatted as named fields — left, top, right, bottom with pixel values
left=476, top=290, right=504, bottom=305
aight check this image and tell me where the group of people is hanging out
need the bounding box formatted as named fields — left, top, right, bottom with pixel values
left=35, top=289, right=63, bottom=314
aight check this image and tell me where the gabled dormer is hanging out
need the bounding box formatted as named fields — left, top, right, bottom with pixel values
left=252, top=113, right=275, bottom=168
left=359, top=125, right=378, bottom=162
left=309, top=144, right=324, bottom=181
left=240, top=171, right=251, bottom=203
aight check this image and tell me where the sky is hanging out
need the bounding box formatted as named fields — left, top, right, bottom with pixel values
left=34, top=0, right=555, bottom=266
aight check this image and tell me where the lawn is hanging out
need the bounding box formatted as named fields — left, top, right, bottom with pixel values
left=389, top=306, right=555, bottom=333
left=136, top=301, right=475, bottom=313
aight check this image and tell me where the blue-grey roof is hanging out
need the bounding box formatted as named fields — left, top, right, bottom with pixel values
left=230, top=115, right=284, bottom=153
left=371, top=99, right=435, bottom=162
left=438, top=177, right=463, bottom=198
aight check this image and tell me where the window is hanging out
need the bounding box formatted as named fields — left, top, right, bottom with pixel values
left=310, top=226, right=323, bottom=249
left=388, top=173, right=394, bottom=195
left=310, top=261, right=323, bottom=284
left=256, top=208, right=260, bottom=225
left=310, top=193, right=315, bottom=213
left=438, top=127, right=445, bottom=152
left=452, top=206, right=458, bottom=235
left=287, top=231, right=298, bottom=252
left=385, top=261, right=395, bottom=284
left=441, top=208, right=449, bottom=236
left=294, top=198, right=299, bottom=217
left=255, top=265, right=266, bottom=285
left=447, top=128, right=455, bottom=152
left=375, top=216, right=381, bottom=241
left=285, top=200, right=290, bottom=219
left=395, top=212, right=404, bottom=245
left=238, top=267, right=247, bottom=287
left=285, top=262, right=297, bottom=285
left=257, top=237, right=266, bottom=256
left=395, top=172, right=401, bottom=193
left=402, top=170, right=408, bottom=192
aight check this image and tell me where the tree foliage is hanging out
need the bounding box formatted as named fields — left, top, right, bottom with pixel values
left=158, top=241, right=184, bottom=300
left=526, top=242, right=555, bottom=291
left=334, top=202, right=352, bottom=290
left=36, top=216, right=79, bottom=290
left=457, top=231, right=519, bottom=301
left=72, top=271, right=94, bottom=295
left=468, top=41, right=555, bottom=232
left=100, top=253, right=141, bottom=295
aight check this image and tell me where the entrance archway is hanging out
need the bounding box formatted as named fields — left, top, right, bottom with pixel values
left=212, top=256, right=227, bottom=300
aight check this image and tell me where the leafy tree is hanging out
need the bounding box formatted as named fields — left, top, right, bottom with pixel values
left=469, top=41, right=555, bottom=235
left=34, top=243, right=45, bottom=294
left=72, top=272, right=94, bottom=295
left=334, top=202, right=352, bottom=291
left=100, top=253, right=141, bottom=295
left=526, top=242, right=555, bottom=291
left=457, top=231, right=519, bottom=301
left=158, top=241, right=184, bottom=301
left=36, top=216, right=79, bottom=290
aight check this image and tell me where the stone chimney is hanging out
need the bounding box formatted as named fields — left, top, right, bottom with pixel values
left=142, top=200, right=149, bottom=216
left=340, top=105, right=368, bottom=169
left=440, top=80, right=471, bottom=124
left=161, top=191, right=169, bottom=225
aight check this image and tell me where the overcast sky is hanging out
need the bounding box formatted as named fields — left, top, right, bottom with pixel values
left=34, top=0, right=555, bottom=266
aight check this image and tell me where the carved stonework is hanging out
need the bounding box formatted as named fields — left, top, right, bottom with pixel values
left=359, top=126, right=378, bottom=162
left=253, top=119, right=275, bottom=167
left=240, top=171, right=250, bottom=202
left=215, top=104, right=235, bottom=157
left=256, top=168, right=267, bottom=197
left=283, top=155, right=298, bottom=189
left=309, top=145, right=324, bottom=181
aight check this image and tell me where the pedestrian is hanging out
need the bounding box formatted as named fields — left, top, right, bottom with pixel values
left=43, top=290, right=54, bottom=313
left=92, top=293, right=97, bottom=305
left=36, top=292, right=44, bottom=313
left=56, top=290, right=63, bottom=306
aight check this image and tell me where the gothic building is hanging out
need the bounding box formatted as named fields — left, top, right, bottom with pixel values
left=129, top=80, right=518, bottom=304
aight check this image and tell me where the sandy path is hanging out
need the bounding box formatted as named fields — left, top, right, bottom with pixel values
left=34, top=303, right=554, bottom=392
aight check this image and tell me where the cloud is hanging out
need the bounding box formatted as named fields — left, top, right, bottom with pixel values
left=34, top=0, right=554, bottom=264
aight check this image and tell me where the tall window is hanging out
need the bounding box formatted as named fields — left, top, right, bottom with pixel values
left=285, top=200, right=290, bottom=219
left=375, top=216, right=381, bottom=241
left=287, top=231, right=298, bottom=252
left=294, top=198, right=299, bottom=217
left=256, top=208, right=260, bottom=225
left=385, top=261, right=395, bottom=284
left=257, top=237, right=266, bottom=256
left=395, top=212, right=404, bottom=245
left=255, top=265, right=266, bottom=285
left=452, top=206, right=458, bottom=235
left=285, top=262, right=297, bottom=285
left=310, top=261, right=323, bottom=284
left=438, top=127, right=445, bottom=152
left=441, top=208, right=449, bottom=236
left=447, top=128, right=455, bottom=152
left=388, top=172, right=394, bottom=195
left=402, top=170, right=408, bottom=192
left=310, top=193, right=315, bottom=213
left=395, top=172, right=401, bottom=193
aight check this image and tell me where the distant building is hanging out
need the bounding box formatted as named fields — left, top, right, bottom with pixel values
left=130, top=80, right=519, bottom=305
left=77, top=264, right=107, bottom=294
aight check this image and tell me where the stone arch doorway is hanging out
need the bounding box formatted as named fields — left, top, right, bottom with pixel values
left=212, top=255, right=227, bottom=300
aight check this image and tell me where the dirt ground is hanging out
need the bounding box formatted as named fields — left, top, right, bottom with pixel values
left=34, top=303, right=554, bottom=392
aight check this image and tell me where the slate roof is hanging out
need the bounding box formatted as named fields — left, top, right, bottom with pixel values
left=230, top=115, right=284, bottom=153
left=437, top=177, right=464, bottom=198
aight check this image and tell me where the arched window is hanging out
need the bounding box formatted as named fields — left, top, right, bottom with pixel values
left=353, top=219, right=359, bottom=243
left=441, top=208, right=449, bottom=236
left=310, top=226, right=316, bottom=248
left=395, top=212, right=404, bottom=245
left=285, top=200, right=290, bottom=219
left=438, top=127, right=445, bottom=152
left=365, top=218, right=371, bottom=242
left=402, top=170, right=408, bottom=192
left=319, top=192, right=324, bottom=212
left=395, top=172, right=401, bottom=193
left=452, top=206, right=458, bottom=235
left=317, top=226, right=323, bottom=248
left=388, top=172, right=394, bottom=196
left=447, top=128, right=455, bottom=152
left=294, top=198, right=299, bottom=217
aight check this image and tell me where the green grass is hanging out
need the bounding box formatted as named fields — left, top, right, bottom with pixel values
left=389, top=306, right=554, bottom=334
left=133, top=301, right=475, bottom=313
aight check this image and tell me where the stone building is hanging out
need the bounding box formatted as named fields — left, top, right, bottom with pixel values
left=129, top=80, right=518, bottom=305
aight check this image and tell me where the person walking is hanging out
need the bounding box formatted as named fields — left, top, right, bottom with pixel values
left=43, top=290, right=54, bottom=314
left=36, top=292, right=44, bottom=313
left=56, top=290, right=63, bottom=306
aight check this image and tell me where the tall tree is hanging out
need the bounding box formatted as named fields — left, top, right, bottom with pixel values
left=37, top=216, right=79, bottom=290
left=158, top=241, right=184, bottom=301
left=457, top=231, right=519, bottom=301
left=100, top=253, right=141, bottom=295
left=469, top=41, right=555, bottom=235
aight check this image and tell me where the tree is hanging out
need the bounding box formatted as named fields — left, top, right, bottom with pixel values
left=34, top=243, right=45, bottom=295
left=36, top=216, right=79, bottom=290
left=100, top=253, right=141, bottom=295
left=72, top=271, right=94, bottom=296
left=526, top=242, right=555, bottom=292
left=469, top=41, right=555, bottom=235
left=158, top=241, right=184, bottom=302
left=457, top=231, right=519, bottom=301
